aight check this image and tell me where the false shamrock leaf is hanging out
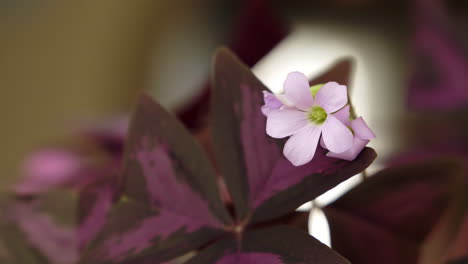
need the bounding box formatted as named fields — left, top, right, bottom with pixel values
left=80, top=93, right=232, bottom=263
left=323, top=158, right=465, bottom=264
left=79, top=48, right=376, bottom=264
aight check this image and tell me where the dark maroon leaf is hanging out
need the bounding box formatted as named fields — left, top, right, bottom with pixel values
left=255, top=211, right=310, bottom=233
left=449, top=257, right=468, bottom=264
left=186, top=226, right=350, bottom=264
left=228, top=0, right=289, bottom=67
left=446, top=214, right=468, bottom=262
left=177, top=0, right=289, bottom=131
left=80, top=94, right=232, bottom=263
left=419, top=188, right=468, bottom=264
left=443, top=212, right=468, bottom=263
left=323, top=159, right=465, bottom=264
left=211, top=48, right=376, bottom=223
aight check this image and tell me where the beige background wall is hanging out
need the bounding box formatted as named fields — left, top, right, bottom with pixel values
left=0, top=0, right=179, bottom=191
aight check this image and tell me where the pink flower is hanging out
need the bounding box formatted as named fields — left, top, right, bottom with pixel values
left=326, top=105, right=376, bottom=161
left=266, top=72, right=353, bottom=166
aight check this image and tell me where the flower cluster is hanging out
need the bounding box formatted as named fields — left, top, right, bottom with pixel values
left=263, top=72, right=375, bottom=166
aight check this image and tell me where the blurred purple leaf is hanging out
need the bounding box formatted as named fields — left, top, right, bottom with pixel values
left=186, top=226, right=350, bottom=264
left=14, top=150, right=91, bottom=195
left=0, top=203, right=49, bottom=264
left=409, top=0, right=468, bottom=110
left=15, top=117, right=127, bottom=197
left=211, top=48, right=376, bottom=223
left=323, top=159, right=465, bottom=264
left=7, top=201, right=78, bottom=264
left=446, top=214, right=468, bottom=262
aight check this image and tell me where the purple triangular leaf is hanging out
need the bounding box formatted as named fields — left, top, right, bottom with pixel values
left=80, top=94, right=232, bottom=263
left=323, top=158, right=465, bottom=264
left=211, top=48, right=376, bottom=223
left=186, top=226, right=350, bottom=264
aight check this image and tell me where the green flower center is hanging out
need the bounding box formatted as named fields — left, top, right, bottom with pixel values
left=308, top=106, right=327, bottom=125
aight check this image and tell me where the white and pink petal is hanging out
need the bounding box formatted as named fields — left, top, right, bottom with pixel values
left=332, top=105, right=351, bottom=126
left=315, top=82, right=348, bottom=113
left=283, top=125, right=322, bottom=166
left=283, top=72, right=314, bottom=111
left=351, top=117, right=376, bottom=140
left=266, top=109, right=309, bottom=138
left=321, top=115, right=354, bottom=154
left=327, top=138, right=370, bottom=161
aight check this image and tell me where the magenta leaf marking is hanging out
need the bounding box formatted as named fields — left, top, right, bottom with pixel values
left=97, top=140, right=221, bottom=261
left=136, top=141, right=221, bottom=229
left=79, top=181, right=115, bottom=250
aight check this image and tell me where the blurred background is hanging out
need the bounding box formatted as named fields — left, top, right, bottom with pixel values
left=1, top=0, right=468, bottom=263
left=0, top=0, right=412, bottom=190
left=1, top=0, right=231, bottom=192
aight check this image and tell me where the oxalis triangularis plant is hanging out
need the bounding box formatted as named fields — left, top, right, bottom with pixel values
left=2, top=48, right=379, bottom=264
left=77, top=48, right=376, bottom=264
